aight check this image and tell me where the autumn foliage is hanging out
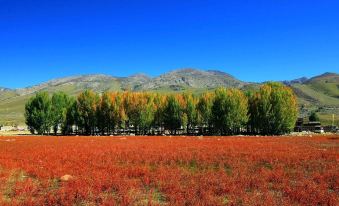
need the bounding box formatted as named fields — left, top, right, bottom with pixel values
left=0, top=135, right=337, bottom=205
left=25, top=82, right=298, bottom=136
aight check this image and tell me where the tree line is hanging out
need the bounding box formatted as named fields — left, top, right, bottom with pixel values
left=25, top=82, right=298, bottom=136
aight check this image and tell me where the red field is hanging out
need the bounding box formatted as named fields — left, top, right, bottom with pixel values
left=0, top=135, right=338, bottom=206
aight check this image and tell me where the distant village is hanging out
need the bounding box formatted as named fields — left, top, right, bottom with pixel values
left=294, top=118, right=337, bottom=134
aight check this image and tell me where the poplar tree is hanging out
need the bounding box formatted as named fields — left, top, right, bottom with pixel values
left=153, top=94, right=166, bottom=134
left=77, top=90, right=99, bottom=135
left=211, top=88, right=248, bottom=135
left=96, top=92, right=113, bottom=135
left=24, top=83, right=298, bottom=136
left=248, top=82, right=298, bottom=135
left=197, top=92, right=214, bottom=134
left=182, top=93, right=198, bottom=134
left=25, top=92, right=52, bottom=135
left=51, top=92, right=71, bottom=135
left=138, top=93, right=155, bottom=134
left=163, top=95, right=182, bottom=135
left=63, top=97, right=77, bottom=135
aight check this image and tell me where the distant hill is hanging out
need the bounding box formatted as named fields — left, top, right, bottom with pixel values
left=289, top=72, right=339, bottom=106
left=0, top=69, right=338, bottom=125
left=137, top=69, right=245, bottom=91
left=287, top=72, right=339, bottom=125
left=305, top=72, right=339, bottom=98
left=283, top=77, right=308, bottom=85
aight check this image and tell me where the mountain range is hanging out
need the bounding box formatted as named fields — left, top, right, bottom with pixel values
left=0, top=69, right=338, bottom=125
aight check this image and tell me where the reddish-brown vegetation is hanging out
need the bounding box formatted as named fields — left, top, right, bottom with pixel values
left=0, top=135, right=338, bottom=205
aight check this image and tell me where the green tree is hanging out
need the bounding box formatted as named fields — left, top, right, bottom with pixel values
left=51, top=92, right=71, bottom=135
left=63, top=97, right=77, bottom=135
left=123, top=92, right=138, bottom=134
left=270, top=83, right=298, bottom=134
left=124, top=93, right=156, bottom=135
left=77, top=90, right=99, bottom=135
left=25, top=92, right=52, bottom=135
left=163, top=95, right=182, bottom=135
left=248, top=82, right=298, bottom=135
left=96, top=92, right=113, bottom=135
left=211, top=88, right=248, bottom=135
left=153, top=94, right=166, bottom=134
left=182, top=93, right=198, bottom=134
left=247, top=88, right=271, bottom=135
left=309, top=111, right=320, bottom=122
left=246, top=90, right=259, bottom=134
left=138, top=93, right=155, bottom=134
left=197, top=92, right=214, bottom=134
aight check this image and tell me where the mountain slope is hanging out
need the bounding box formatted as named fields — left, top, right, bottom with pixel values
left=288, top=72, right=339, bottom=125
left=138, top=69, right=245, bottom=91
left=15, top=74, right=122, bottom=96
left=290, top=72, right=339, bottom=106
left=120, top=73, right=152, bottom=90
left=305, top=72, right=339, bottom=98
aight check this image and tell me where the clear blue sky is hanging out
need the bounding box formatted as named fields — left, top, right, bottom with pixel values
left=0, top=0, right=338, bottom=88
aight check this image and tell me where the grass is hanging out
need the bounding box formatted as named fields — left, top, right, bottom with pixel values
left=307, top=73, right=339, bottom=98
left=0, top=93, right=31, bottom=125
left=292, top=84, right=339, bottom=106
left=309, top=82, right=339, bottom=98
left=318, top=113, right=339, bottom=126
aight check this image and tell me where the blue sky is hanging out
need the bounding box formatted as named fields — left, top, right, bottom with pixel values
left=0, top=0, right=338, bottom=88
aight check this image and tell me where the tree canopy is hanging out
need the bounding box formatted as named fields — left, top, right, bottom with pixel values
left=248, top=82, right=298, bottom=135
left=309, top=111, right=320, bottom=122
left=25, top=83, right=298, bottom=136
